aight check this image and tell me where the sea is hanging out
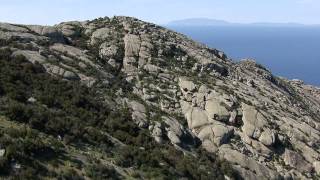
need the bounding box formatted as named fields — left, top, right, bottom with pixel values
left=168, top=25, right=320, bottom=86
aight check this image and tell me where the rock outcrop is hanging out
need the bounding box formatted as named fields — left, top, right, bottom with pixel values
left=1, top=16, right=320, bottom=179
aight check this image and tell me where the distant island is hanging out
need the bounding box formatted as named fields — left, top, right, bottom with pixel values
left=167, top=18, right=319, bottom=27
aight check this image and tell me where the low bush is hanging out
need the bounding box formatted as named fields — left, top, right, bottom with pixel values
left=85, top=163, right=120, bottom=180
left=0, top=126, right=62, bottom=177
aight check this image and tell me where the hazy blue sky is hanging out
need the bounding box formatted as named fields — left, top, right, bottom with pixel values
left=0, top=0, right=319, bottom=25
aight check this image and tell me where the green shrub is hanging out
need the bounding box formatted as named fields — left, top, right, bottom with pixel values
left=4, top=102, right=32, bottom=123
left=59, top=168, right=83, bottom=180
left=0, top=48, right=11, bottom=60
left=85, top=163, right=120, bottom=180
left=0, top=84, right=3, bottom=95
left=0, top=127, right=61, bottom=177
left=0, top=150, right=10, bottom=175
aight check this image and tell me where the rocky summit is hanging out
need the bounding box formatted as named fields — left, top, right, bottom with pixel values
left=0, top=16, right=320, bottom=179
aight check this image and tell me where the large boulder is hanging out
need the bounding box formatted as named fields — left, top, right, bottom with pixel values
left=0, top=23, right=29, bottom=32
left=56, top=21, right=83, bottom=37
left=43, top=64, right=79, bottom=80
left=50, top=43, right=100, bottom=69
left=149, top=122, right=163, bottom=143
left=219, top=146, right=280, bottom=180
left=283, top=149, right=313, bottom=173
left=12, top=50, right=47, bottom=64
left=205, top=98, right=230, bottom=121
left=189, top=107, right=208, bottom=129
left=78, top=74, right=97, bottom=87
left=99, top=43, right=119, bottom=59
left=91, top=27, right=112, bottom=45
left=202, top=139, right=218, bottom=153
left=63, top=71, right=79, bottom=80
left=27, top=25, right=65, bottom=43
left=163, top=116, right=198, bottom=147
left=7, top=31, right=47, bottom=42
left=178, top=78, right=197, bottom=92
left=258, top=129, right=276, bottom=146
left=143, top=64, right=161, bottom=74
left=0, top=148, right=5, bottom=157
left=198, top=121, right=233, bottom=146
left=167, top=131, right=181, bottom=145
left=313, top=161, right=320, bottom=175
left=128, top=100, right=148, bottom=128
left=99, top=43, right=121, bottom=68
left=241, top=103, right=268, bottom=139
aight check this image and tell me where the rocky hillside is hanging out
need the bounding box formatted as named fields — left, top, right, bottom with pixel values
left=0, top=16, right=320, bottom=179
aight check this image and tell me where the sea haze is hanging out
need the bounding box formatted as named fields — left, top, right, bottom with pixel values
left=167, top=25, right=320, bottom=86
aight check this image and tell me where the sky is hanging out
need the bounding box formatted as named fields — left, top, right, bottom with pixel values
left=0, top=0, right=319, bottom=25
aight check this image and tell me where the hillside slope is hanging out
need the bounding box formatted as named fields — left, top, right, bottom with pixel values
left=0, top=16, right=320, bottom=179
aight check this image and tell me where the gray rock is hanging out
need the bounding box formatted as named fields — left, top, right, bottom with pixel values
left=143, top=64, right=160, bottom=73
left=219, top=146, right=280, bottom=179
left=167, top=131, right=181, bottom=144
left=313, top=161, right=320, bottom=175
left=50, top=43, right=101, bottom=70
left=247, top=79, right=255, bottom=87
left=107, top=59, right=120, bottom=69
left=11, top=162, right=21, bottom=169
left=78, top=74, right=96, bottom=87
left=229, top=110, right=237, bottom=124
left=0, top=149, right=5, bottom=157
left=123, top=34, right=141, bottom=74
left=189, top=107, right=209, bottom=129
left=124, top=34, right=141, bottom=57
left=12, top=50, right=47, bottom=64
left=91, top=28, right=111, bottom=45
left=0, top=25, right=48, bottom=42
left=63, top=71, right=79, bottom=80
left=27, top=97, right=37, bottom=103
left=78, top=62, right=87, bottom=69
left=258, top=129, right=276, bottom=146
left=202, top=139, right=218, bottom=153
left=128, top=100, right=148, bottom=128
left=283, top=149, right=312, bottom=173
left=198, top=121, right=233, bottom=146
left=150, top=122, right=163, bottom=143
left=0, top=23, right=29, bottom=32
left=99, top=43, right=119, bottom=59
left=205, top=98, right=230, bottom=121
left=241, top=103, right=267, bottom=139
left=0, top=31, right=10, bottom=40
left=178, top=77, right=197, bottom=92
left=27, top=25, right=65, bottom=43
left=56, top=22, right=82, bottom=37
left=43, top=64, right=79, bottom=80
left=163, top=117, right=184, bottom=138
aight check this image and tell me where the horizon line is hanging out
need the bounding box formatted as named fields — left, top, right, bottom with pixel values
left=164, top=17, right=320, bottom=26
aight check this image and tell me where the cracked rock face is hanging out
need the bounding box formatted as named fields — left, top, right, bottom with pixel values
left=123, top=34, right=141, bottom=75
left=283, top=149, right=313, bottom=173
left=241, top=103, right=268, bottom=139
left=1, top=16, right=320, bottom=179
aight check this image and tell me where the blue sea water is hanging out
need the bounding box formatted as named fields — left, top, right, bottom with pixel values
left=168, top=26, right=320, bottom=86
